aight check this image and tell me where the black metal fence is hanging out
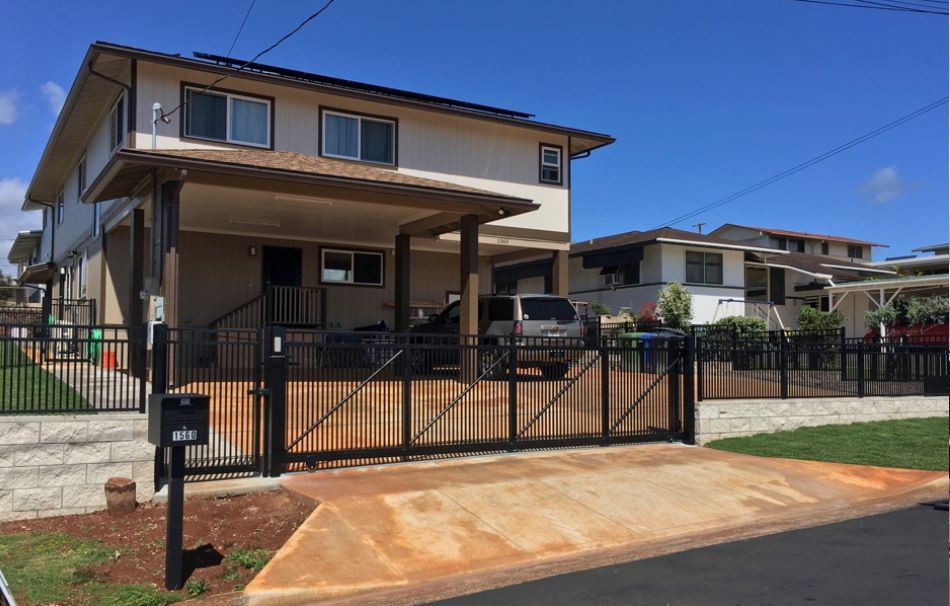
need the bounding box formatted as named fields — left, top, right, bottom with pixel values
left=697, top=332, right=949, bottom=400
left=0, top=323, right=146, bottom=414
left=148, top=326, right=693, bottom=478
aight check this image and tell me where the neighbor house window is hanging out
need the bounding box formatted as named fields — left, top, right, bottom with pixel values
left=320, top=248, right=384, bottom=286
left=77, top=154, right=87, bottom=196
left=685, top=251, right=723, bottom=285
left=110, top=95, right=125, bottom=151
left=745, top=266, right=768, bottom=301
left=539, top=144, right=562, bottom=184
left=788, top=238, right=805, bottom=253
left=321, top=109, right=395, bottom=164
left=56, top=191, right=64, bottom=224
left=847, top=245, right=863, bottom=259
left=820, top=242, right=829, bottom=255
left=184, top=86, right=271, bottom=148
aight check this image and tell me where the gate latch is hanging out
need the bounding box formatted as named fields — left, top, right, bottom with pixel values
left=248, top=387, right=271, bottom=398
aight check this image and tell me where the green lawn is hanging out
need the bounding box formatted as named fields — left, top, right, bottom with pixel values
left=0, top=341, right=88, bottom=412
left=707, top=417, right=949, bottom=471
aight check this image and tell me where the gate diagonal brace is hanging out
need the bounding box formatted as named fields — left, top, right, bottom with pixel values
left=410, top=351, right=510, bottom=445
left=609, top=358, right=678, bottom=435
left=517, top=352, right=601, bottom=439
left=285, top=348, right=404, bottom=452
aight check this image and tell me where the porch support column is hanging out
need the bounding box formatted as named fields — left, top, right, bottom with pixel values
left=160, top=179, right=182, bottom=329
left=459, top=215, right=479, bottom=383
left=394, top=234, right=411, bottom=333
left=552, top=250, right=569, bottom=296
left=129, top=208, right=145, bottom=326
left=128, top=208, right=146, bottom=378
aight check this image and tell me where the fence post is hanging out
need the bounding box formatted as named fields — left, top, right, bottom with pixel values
left=682, top=338, right=695, bottom=445
left=839, top=327, right=847, bottom=382
left=264, top=326, right=287, bottom=478
left=600, top=339, right=610, bottom=444
left=695, top=336, right=704, bottom=402
left=779, top=336, right=789, bottom=400
left=136, top=323, right=148, bottom=413
left=402, top=335, right=412, bottom=460
left=508, top=338, right=518, bottom=451
left=152, top=323, right=169, bottom=394
left=856, top=339, right=865, bottom=398
left=667, top=342, right=681, bottom=439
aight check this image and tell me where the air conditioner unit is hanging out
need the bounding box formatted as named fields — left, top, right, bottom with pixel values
left=604, top=273, right=621, bottom=286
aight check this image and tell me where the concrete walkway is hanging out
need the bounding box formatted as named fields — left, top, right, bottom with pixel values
left=244, top=445, right=946, bottom=606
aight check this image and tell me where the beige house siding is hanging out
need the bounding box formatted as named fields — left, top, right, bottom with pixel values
left=176, top=231, right=490, bottom=329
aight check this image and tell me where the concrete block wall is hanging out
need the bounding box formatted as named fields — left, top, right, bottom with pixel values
left=0, top=412, right=154, bottom=521
left=696, top=395, right=949, bottom=445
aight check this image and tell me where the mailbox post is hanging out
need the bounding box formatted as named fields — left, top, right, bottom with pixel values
left=147, top=393, right=210, bottom=590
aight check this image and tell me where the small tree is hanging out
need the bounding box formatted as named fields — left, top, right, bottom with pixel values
left=657, top=282, right=692, bottom=330
left=906, top=295, right=949, bottom=327
left=865, top=303, right=898, bottom=329
left=798, top=306, right=844, bottom=333
left=638, top=302, right=657, bottom=322
left=588, top=302, right=612, bottom=317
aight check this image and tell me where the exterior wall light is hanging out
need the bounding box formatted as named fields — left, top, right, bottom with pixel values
left=248, top=245, right=257, bottom=257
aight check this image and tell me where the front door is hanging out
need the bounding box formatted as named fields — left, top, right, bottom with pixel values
left=261, top=246, right=303, bottom=290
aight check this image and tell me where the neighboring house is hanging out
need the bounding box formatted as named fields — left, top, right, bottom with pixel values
left=15, top=42, right=613, bottom=333
left=566, top=227, right=784, bottom=324
left=5, top=230, right=44, bottom=304
left=740, top=250, right=895, bottom=336
left=709, top=224, right=886, bottom=262
left=866, top=243, right=949, bottom=276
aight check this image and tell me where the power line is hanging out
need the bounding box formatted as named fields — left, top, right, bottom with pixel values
left=854, top=0, right=949, bottom=13
left=226, top=0, right=257, bottom=58
left=652, top=96, right=949, bottom=229
left=789, top=0, right=948, bottom=14
left=161, top=0, right=338, bottom=121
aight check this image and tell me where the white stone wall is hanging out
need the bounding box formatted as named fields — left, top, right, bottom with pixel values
left=696, top=395, right=949, bottom=445
left=0, top=412, right=154, bottom=521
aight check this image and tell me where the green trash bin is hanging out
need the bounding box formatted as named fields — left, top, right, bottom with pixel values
left=88, top=328, right=102, bottom=365
left=619, top=332, right=651, bottom=372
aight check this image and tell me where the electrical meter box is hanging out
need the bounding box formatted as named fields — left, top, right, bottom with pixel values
left=148, top=393, right=210, bottom=448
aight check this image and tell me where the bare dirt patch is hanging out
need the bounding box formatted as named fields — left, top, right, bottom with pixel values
left=0, top=489, right=315, bottom=604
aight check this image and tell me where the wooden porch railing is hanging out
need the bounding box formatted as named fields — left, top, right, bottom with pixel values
left=211, top=286, right=327, bottom=330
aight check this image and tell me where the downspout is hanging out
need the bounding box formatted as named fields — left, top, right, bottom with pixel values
left=87, top=60, right=132, bottom=93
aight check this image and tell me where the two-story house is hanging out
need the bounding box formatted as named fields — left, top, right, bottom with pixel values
left=709, top=224, right=886, bottom=261
left=16, top=42, right=613, bottom=335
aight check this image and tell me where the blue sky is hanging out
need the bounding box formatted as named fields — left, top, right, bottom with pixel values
left=0, top=0, right=946, bottom=273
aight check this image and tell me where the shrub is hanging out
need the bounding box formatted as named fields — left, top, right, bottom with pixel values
left=799, top=306, right=844, bottom=333
left=638, top=302, right=657, bottom=322
left=906, top=295, right=949, bottom=326
left=865, top=303, right=898, bottom=329
left=185, top=579, right=209, bottom=598
left=225, top=547, right=272, bottom=573
left=712, top=315, right=767, bottom=337
left=588, top=302, right=612, bottom=316
left=657, top=283, right=692, bottom=330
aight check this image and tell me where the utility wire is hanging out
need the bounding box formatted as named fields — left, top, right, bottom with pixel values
left=161, top=0, right=337, bottom=121
left=226, top=0, right=257, bottom=58
left=652, top=96, right=949, bottom=229
left=854, top=0, right=949, bottom=12
left=789, top=0, right=948, bottom=14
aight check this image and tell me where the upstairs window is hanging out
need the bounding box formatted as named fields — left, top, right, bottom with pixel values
left=540, top=144, right=562, bottom=184
left=820, top=241, right=829, bottom=255
left=56, top=191, right=64, bottom=224
left=788, top=238, right=805, bottom=253
left=685, top=251, right=723, bottom=285
left=77, top=155, right=87, bottom=197
left=322, top=109, right=395, bottom=165
left=184, top=86, right=271, bottom=148
left=110, top=95, right=125, bottom=151
left=847, top=245, right=863, bottom=259
left=92, top=202, right=101, bottom=238
left=320, top=248, right=384, bottom=286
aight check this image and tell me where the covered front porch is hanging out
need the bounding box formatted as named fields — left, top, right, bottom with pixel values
left=87, top=148, right=570, bottom=333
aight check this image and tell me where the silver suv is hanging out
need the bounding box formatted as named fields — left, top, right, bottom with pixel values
left=412, top=294, right=583, bottom=378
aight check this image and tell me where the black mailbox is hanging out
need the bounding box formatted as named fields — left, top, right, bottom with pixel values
left=148, top=393, right=210, bottom=448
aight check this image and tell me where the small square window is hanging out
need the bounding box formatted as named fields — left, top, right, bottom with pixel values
left=540, top=144, right=562, bottom=184
left=685, top=251, right=723, bottom=285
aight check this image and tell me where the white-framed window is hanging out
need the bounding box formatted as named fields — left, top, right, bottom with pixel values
left=56, top=190, right=64, bottom=224
left=539, top=144, right=562, bottom=184
left=685, top=251, right=723, bottom=285
left=92, top=202, right=101, bottom=238
left=321, top=109, right=395, bottom=165
left=109, top=94, right=125, bottom=151
left=320, top=248, right=384, bottom=286
left=77, top=154, right=87, bottom=196
left=184, top=86, right=271, bottom=148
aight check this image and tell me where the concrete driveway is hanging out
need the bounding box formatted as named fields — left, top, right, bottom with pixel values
left=243, top=444, right=945, bottom=606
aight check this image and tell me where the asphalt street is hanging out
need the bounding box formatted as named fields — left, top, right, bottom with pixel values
left=430, top=504, right=948, bottom=606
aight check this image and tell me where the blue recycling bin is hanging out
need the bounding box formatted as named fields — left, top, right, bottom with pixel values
left=637, top=333, right=657, bottom=373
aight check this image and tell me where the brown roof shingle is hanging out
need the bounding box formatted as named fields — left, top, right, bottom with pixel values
left=716, top=224, right=888, bottom=247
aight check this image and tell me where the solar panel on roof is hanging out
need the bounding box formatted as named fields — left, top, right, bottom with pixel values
left=192, top=51, right=534, bottom=119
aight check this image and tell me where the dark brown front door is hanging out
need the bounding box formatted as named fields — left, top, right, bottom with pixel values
left=261, top=246, right=303, bottom=291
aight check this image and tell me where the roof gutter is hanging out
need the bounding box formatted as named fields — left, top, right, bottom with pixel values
left=24, top=199, right=55, bottom=267
left=746, top=260, right=833, bottom=281
left=654, top=237, right=788, bottom=255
